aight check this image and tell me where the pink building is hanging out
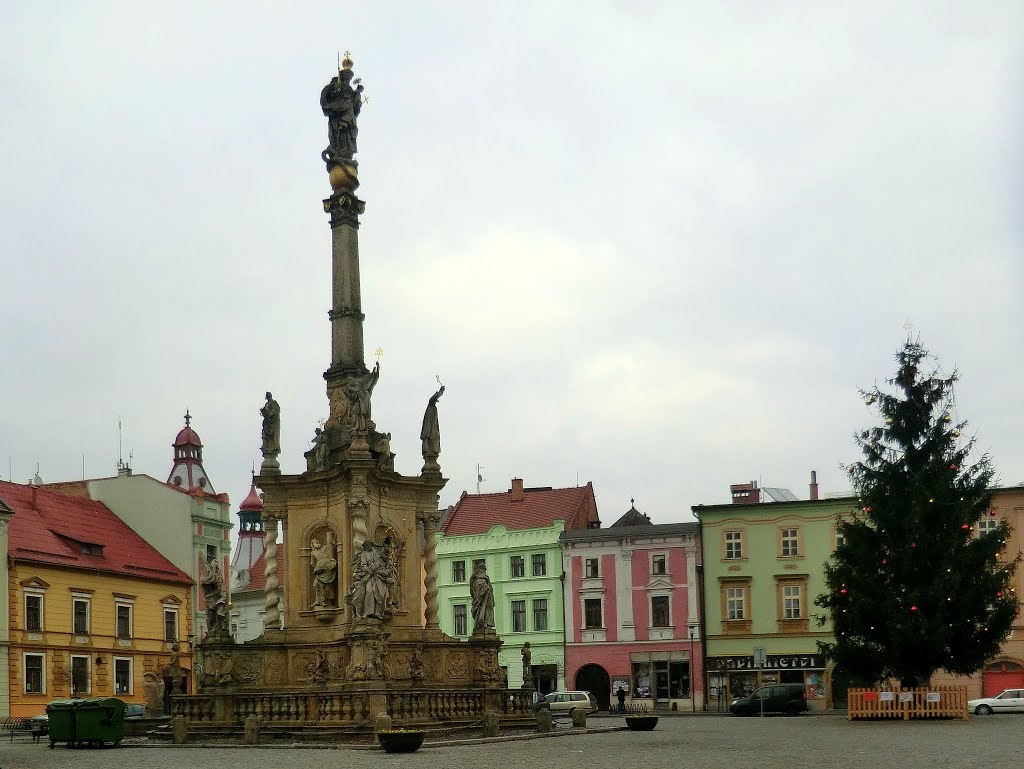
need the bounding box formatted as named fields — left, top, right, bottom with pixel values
left=560, top=504, right=702, bottom=711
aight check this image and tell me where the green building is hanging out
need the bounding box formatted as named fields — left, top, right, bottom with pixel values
left=694, top=489, right=854, bottom=711
left=437, top=479, right=600, bottom=693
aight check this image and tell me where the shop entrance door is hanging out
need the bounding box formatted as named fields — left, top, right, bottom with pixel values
left=655, top=666, right=670, bottom=704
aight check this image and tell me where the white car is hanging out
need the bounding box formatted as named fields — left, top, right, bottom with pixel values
left=968, top=689, right=1024, bottom=715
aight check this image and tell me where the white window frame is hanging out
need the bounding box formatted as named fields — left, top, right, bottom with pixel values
left=163, top=606, right=179, bottom=642
left=651, top=553, right=668, bottom=575
left=113, top=656, right=133, bottom=696
left=650, top=594, right=671, bottom=627
left=978, top=519, right=999, bottom=537
left=72, top=593, right=91, bottom=635
left=780, top=528, right=800, bottom=557
left=115, top=601, right=134, bottom=639
left=583, top=597, right=604, bottom=629
left=70, top=654, right=91, bottom=696
left=724, top=531, right=743, bottom=559
left=23, top=652, right=46, bottom=694
left=585, top=558, right=600, bottom=578
left=24, top=590, right=45, bottom=633
left=783, top=584, right=802, bottom=619
left=726, top=587, right=745, bottom=620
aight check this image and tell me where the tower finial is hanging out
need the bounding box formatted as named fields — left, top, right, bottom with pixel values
left=184, top=409, right=191, bottom=427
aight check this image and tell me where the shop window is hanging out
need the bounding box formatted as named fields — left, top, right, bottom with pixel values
left=584, top=598, right=603, bottom=629
left=632, top=662, right=652, bottom=698
left=651, top=596, right=670, bottom=627
left=511, top=600, right=526, bottom=632
left=453, top=604, right=467, bottom=636
left=452, top=560, right=466, bottom=582
left=510, top=556, right=525, bottom=578
left=585, top=558, right=600, bottom=578
left=114, top=658, right=132, bottom=695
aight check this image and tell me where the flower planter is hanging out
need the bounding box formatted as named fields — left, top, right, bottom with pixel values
left=377, top=729, right=426, bottom=753
left=624, top=715, right=659, bottom=731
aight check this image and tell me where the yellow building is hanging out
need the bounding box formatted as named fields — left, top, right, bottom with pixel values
left=2, top=481, right=193, bottom=717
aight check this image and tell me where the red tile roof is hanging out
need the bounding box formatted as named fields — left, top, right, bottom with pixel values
left=237, top=546, right=286, bottom=594
left=0, top=480, right=193, bottom=585
left=443, top=481, right=600, bottom=536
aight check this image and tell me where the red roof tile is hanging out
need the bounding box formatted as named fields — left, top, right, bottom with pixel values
left=237, top=546, right=286, bottom=594
left=0, top=480, right=193, bottom=585
left=443, top=480, right=600, bottom=536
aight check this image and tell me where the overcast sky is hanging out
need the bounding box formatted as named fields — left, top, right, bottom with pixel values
left=2, top=2, right=1022, bottom=533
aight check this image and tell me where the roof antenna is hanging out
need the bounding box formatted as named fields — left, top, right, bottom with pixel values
left=476, top=463, right=485, bottom=494
left=117, top=417, right=123, bottom=471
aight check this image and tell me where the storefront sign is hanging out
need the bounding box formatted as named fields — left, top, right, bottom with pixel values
left=705, top=654, right=824, bottom=671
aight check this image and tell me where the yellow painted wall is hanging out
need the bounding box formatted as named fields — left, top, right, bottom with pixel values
left=7, top=560, right=192, bottom=717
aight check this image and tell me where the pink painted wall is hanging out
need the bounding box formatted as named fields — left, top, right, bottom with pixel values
left=602, top=553, right=617, bottom=642
left=670, top=547, right=689, bottom=631
left=565, top=639, right=704, bottom=700
left=571, top=555, right=583, bottom=643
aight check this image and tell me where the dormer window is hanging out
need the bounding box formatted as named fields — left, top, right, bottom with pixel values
left=81, top=543, right=103, bottom=556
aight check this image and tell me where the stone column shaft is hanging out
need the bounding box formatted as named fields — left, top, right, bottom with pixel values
left=420, top=513, right=440, bottom=629
left=329, top=221, right=365, bottom=369
left=263, top=514, right=280, bottom=630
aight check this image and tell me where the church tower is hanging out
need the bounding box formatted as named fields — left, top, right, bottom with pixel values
left=230, top=477, right=265, bottom=582
left=167, top=410, right=215, bottom=493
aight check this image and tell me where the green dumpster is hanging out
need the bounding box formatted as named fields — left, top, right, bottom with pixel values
left=46, top=698, right=126, bottom=748
left=45, top=699, right=80, bottom=747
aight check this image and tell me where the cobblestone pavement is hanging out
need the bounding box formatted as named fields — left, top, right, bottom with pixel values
left=2, top=715, right=1019, bottom=769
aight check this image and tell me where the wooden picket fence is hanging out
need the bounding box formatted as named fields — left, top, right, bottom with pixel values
left=847, top=686, right=968, bottom=721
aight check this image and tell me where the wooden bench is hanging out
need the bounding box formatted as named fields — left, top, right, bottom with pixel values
left=3, top=716, right=46, bottom=742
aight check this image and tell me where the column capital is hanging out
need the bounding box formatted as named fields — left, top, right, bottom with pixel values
left=323, top=191, right=365, bottom=228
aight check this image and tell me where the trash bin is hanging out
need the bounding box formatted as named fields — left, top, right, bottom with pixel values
left=46, top=698, right=126, bottom=748
left=45, top=699, right=80, bottom=748
left=74, top=698, right=126, bottom=747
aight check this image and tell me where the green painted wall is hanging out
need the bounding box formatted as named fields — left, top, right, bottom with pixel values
left=436, top=522, right=566, bottom=690
left=697, top=497, right=855, bottom=659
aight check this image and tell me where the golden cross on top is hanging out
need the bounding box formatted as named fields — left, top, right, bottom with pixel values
left=375, top=347, right=384, bottom=362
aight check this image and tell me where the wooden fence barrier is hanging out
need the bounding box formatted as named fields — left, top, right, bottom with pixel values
left=847, top=686, right=968, bottom=721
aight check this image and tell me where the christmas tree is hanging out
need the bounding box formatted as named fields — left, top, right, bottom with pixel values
left=817, top=339, right=1020, bottom=687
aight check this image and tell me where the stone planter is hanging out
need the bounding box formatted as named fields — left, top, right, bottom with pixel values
left=377, top=729, right=426, bottom=753
left=624, top=715, right=659, bottom=731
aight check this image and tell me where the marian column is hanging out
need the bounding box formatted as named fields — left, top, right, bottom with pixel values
left=320, top=54, right=372, bottom=449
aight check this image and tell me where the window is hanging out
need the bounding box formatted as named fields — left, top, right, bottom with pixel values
left=164, top=609, right=178, bottom=642
left=453, top=604, right=467, bottom=636
left=724, top=531, right=743, bottom=559
left=726, top=587, right=745, bottom=620
left=532, top=553, right=547, bottom=577
left=652, top=554, right=667, bottom=575
left=978, top=519, right=999, bottom=537
left=585, top=558, right=600, bottom=578
left=511, top=600, right=526, bottom=632
left=533, top=599, right=548, bottom=631
left=783, top=584, right=802, bottom=619
left=114, top=657, right=132, bottom=695
left=25, top=594, right=43, bottom=632
left=510, top=556, right=525, bottom=579
left=71, top=655, right=90, bottom=695
left=206, top=544, right=218, bottom=561
left=780, top=528, right=800, bottom=557
left=72, top=597, right=90, bottom=635
left=651, top=595, right=670, bottom=627
left=24, top=653, right=44, bottom=694
left=452, top=560, right=467, bottom=582
left=116, top=603, right=133, bottom=638
left=835, top=527, right=846, bottom=550
left=584, top=598, right=603, bottom=629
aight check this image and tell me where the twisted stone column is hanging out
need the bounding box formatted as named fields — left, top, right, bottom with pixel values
left=350, top=499, right=369, bottom=550
left=419, top=512, right=440, bottom=628
left=262, top=513, right=280, bottom=630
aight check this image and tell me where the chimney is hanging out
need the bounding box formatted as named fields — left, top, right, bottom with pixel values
left=809, top=470, right=819, bottom=501
left=510, top=478, right=525, bottom=502
left=30, top=478, right=38, bottom=510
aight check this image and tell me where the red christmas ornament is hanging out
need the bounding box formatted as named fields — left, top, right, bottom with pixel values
left=911, top=543, right=917, bottom=550
left=882, top=559, right=887, bottom=565
left=997, top=592, right=1003, bottom=598
left=865, top=506, right=872, bottom=513
left=950, top=464, right=957, bottom=470
left=910, top=605, right=918, bottom=612
left=840, top=589, right=847, bottom=596
left=990, top=511, right=997, bottom=517
left=961, top=524, right=970, bottom=531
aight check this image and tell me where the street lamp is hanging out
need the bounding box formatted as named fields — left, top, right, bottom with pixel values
left=688, top=623, right=698, bottom=713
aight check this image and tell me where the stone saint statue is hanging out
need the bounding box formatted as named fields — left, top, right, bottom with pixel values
left=200, top=556, right=228, bottom=636
left=310, top=532, right=338, bottom=609
left=470, top=561, right=495, bottom=633
left=260, top=392, right=281, bottom=455
left=420, top=385, right=445, bottom=465
left=321, top=60, right=364, bottom=166
left=347, top=541, right=393, bottom=620
left=521, top=642, right=533, bottom=688
left=312, top=427, right=329, bottom=470
left=344, top=362, right=380, bottom=433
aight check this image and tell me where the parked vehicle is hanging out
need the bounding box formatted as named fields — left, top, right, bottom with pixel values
left=729, top=683, right=808, bottom=716
left=968, top=689, right=1024, bottom=715
left=535, top=691, right=598, bottom=715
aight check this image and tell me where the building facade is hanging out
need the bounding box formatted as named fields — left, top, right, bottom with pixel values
left=0, top=497, right=12, bottom=717
left=436, top=479, right=600, bottom=693
left=694, top=495, right=854, bottom=711
left=561, top=504, right=703, bottom=711
left=2, top=481, right=193, bottom=717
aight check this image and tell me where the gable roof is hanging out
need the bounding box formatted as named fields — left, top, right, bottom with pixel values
left=611, top=503, right=652, bottom=528
left=235, top=546, right=286, bottom=595
left=443, top=481, right=600, bottom=536
left=0, top=480, right=193, bottom=586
